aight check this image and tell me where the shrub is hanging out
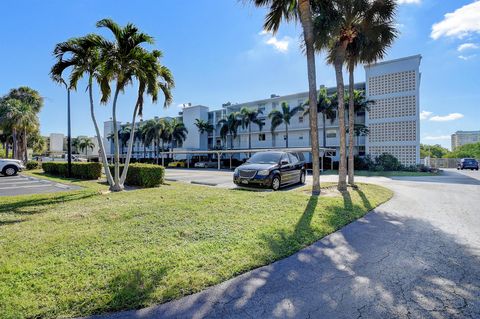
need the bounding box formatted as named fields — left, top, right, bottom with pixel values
left=354, top=156, right=370, bottom=170
left=375, top=153, right=403, bottom=171
left=109, top=163, right=164, bottom=187
left=26, top=161, right=41, bottom=170
left=42, top=162, right=102, bottom=179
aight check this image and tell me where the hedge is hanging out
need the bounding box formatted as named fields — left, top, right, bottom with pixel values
left=26, top=161, right=41, bottom=170
left=42, top=162, right=102, bottom=180
left=109, top=163, right=164, bottom=187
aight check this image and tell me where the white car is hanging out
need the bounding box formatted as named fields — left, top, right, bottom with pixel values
left=0, top=159, right=25, bottom=176
left=194, top=161, right=217, bottom=168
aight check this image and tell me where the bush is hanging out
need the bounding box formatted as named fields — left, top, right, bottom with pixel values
left=109, top=163, right=164, bottom=187
left=26, top=161, right=41, bottom=170
left=42, top=162, right=102, bottom=180
left=375, top=153, right=403, bottom=171
left=354, top=156, right=370, bottom=170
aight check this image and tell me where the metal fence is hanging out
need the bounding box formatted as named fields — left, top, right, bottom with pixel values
left=422, top=157, right=480, bottom=169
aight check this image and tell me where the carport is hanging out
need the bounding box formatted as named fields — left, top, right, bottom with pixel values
left=159, top=147, right=336, bottom=171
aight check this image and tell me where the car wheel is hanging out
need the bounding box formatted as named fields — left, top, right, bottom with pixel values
left=299, top=171, right=306, bottom=184
left=271, top=175, right=281, bottom=191
left=3, top=165, right=18, bottom=176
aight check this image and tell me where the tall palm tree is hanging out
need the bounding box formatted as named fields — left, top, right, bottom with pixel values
left=248, top=0, right=322, bottom=195
left=169, top=119, right=188, bottom=150
left=239, top=107, right=264, bottom=151
left=143, top=118, right=165, bottom=164
left=51, top=34, right=115, bottom=187
left=218, top=112, right=241, bottom=150
left=269, top=102, right=304, bottom=148
left=345, top=1, right=397, bottom=185
left=78, top=137, right=95, bottom=160
left=72, top=137, right=82, bottom=154
left=95, top=19, right=174, bottom=191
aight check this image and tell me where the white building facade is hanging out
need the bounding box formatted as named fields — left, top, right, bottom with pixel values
left=451, top=131, right=480, bottom=150
left=104, top=55, right=422, bottom=166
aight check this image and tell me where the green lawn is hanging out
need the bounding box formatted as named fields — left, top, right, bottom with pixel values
left=0, top=171, right=392, bottom=318
left=321, top=169, right=439, bottom=177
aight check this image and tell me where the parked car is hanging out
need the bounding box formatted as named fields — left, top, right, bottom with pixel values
left=168, top=160, right=186, bottom=168
left=457, top=158, right=479, bottom=170
left=194, top=161, right=217, bottom=168
left=233, top=151, right=306, bottom=190
left=0, top=158, right=25, bottom=176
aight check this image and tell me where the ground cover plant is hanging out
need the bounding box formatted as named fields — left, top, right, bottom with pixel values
left=0, top=171, right=392, bottom=318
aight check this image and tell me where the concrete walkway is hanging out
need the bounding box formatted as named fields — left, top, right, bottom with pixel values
left=87, top=169, right=480, bottom=319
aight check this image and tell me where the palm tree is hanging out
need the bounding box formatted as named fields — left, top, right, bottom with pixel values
left=269, top=102, right=304, bottom=148
left=95, top=19, right=174, bottom=191
left=0, top=98, right=38, bottom=162
left=143, top=118, right=165, bottom=164
left=72, top=137, right=82, bottom=154
left=78, top=137, right=95, bottom=160
left=345, top=1, right=397, bottom=185
left=169, top=119, right=188, bottom=150
left=218, top=112, right=241, bottom=150
left=239, top=107, right=264, bottom=152
left=194, top=119, right=214, bottom=135
left=51, top=34, right=115, bottom=187
left=117, top=126, right=131, bottom=162
left=248, top=0, right=322, bottom=195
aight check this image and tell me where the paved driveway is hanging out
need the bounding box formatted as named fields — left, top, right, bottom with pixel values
left=87, top=169, right=480, bottom=319
left=0, top=174, right=80, bottom=196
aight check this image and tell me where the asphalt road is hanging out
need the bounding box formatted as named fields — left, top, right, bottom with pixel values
left=86, top=169, right=480, bottom=319
left=0, top=174, right=80, bottom=196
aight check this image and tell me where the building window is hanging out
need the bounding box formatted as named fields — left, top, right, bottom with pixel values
left=298, top=99, right=304, bottom=106
left=326, top=129, right=336, bottom=138
left=283, top=135, right=287, bottom=140
left=357, top=111, right=365, bottom=117
left=299, top=116, right=304, bottom=123
left=327, top=111, right=336, bottom=121
left=258, top=133, right=266, bottom=141
left=258, top=104, right=266, bottom=113
left=299, top=136, right=303, bottom=140
left=272, top=102, right=278, bottom=109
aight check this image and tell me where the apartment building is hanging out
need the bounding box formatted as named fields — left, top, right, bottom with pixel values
left=451, top=131, right=480, bottom=150
left=104, top=55, right=422, bottom=166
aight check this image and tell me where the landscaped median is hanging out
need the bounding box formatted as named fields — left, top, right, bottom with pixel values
left=0, top=172, right=393, bottom=318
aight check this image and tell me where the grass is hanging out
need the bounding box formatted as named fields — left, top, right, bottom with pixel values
left=0, top=170, right=392, bottom=318
left=321, top=169, right=439, bottom=177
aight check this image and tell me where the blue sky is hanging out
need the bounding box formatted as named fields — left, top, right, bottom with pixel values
left=1, top=0, right=479, bottom=149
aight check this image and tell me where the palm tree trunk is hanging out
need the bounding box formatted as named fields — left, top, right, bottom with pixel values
left=285, top=124, right=289, bottom=148
left=322, top=113, right=327, bottom=148
left=5, top=142, right=9, bottom=158
left=334, top=51, right=347, bottom=192
left=120, top=104, right=139, bottom=185
left=161, top=140, right=165, bottom=166
left=24, top=128, right=28, bottom=162
left=111, top=85, right=123, bottom=191
left=143, top=143, right=146, bottom=160
left=88, top=78, right=114, bottom=187
left=348, top=63, right=355, bottom=186
left=298, top=0, right=321, bottom=195
left=12, top=128, right=17, bottom=160
left=155, top=141, right=158, bottom=164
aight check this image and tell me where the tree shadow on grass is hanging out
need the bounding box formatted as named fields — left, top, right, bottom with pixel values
left=0, top=191, right=97, bottom=215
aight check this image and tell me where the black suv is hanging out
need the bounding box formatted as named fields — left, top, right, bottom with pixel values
left=233, top=151, right=306, bottom=190
left=457, top=158, right=479, bottom=170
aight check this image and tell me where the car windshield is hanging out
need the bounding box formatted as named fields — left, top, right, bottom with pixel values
left=464, top=159, right=477, bottom=164
left=246, top=152, right=282, bottom=164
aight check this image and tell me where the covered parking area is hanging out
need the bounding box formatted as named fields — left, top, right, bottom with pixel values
left=159, top=147, right=336, bottom=171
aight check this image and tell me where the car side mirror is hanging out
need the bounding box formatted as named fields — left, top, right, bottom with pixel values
left=280, top=160, right=289, bottom=166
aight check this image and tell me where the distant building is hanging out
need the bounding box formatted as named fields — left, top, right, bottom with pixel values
left=49, top=133, right=64, bottom=154
left=451, top=131, right=480, bottom=150
left=104, top=55, right=422, bottom=166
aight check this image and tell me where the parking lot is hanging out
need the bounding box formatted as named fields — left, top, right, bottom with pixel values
left=0, top=175, right=81, bottom=196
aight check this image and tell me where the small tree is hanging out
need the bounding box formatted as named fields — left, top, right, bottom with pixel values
left=78, top=137, right=95, bottom=160
left=269, top=102, right=304, bottom=148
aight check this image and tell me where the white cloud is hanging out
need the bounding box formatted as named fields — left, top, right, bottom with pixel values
left=420, top=110, right=433, bottom=120
left=396, top=0, right=421, bottom=4
left=457, top=43, right=479, bottom=52
left=258, top=30, right=291, bottom=53
left=431, top=1, right=480, bottom=40
left=429, top=113, right=464, bottom=122
left=423, top=135, right=451, bottom=141
left=458, top=54, right=477, bottom=60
